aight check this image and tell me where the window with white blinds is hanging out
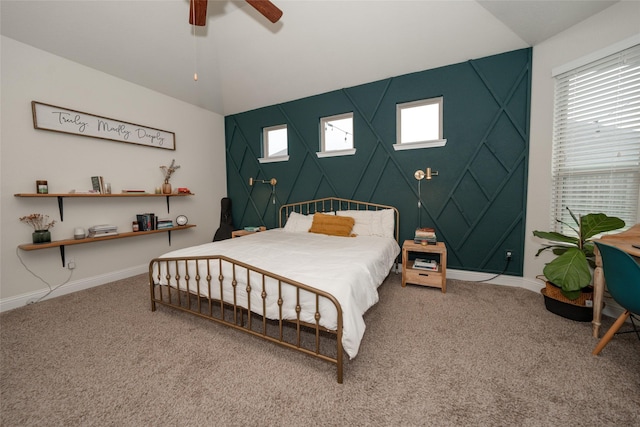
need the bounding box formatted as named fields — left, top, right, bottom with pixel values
left=551, top=43, right=640, bottom=234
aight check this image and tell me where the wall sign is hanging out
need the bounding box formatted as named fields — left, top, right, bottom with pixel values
left=31, top=101, right=176, bottom=150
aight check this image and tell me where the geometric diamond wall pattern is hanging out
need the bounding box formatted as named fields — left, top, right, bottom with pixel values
left=225, top=48, right=531, bottom=276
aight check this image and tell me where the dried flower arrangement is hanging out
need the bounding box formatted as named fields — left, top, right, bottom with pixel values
left=160, top=159, right=180, bottom=184
left=20, top=213, right=56, bottom=231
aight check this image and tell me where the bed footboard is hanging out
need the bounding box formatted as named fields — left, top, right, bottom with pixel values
left=148, top=255, right=345, bottom=383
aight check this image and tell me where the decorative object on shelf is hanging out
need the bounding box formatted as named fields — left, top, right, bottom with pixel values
left=91, top=176, right=105, bottom=193
left=20, top=213, right=56, bottom=244
left=73, top=227, right=86, bottom=239
left=413, top=167, right=438, bottom=227
left=36, top=180, right=48, bottom=194
left=533, top=207, right=625, bottom=320
left=160, top=159, right=180, bottom=194
left=32, top=230, right=51, bottom=244
left=176, top=215, right=188, bottom=226
left=31, top=101, right=176, bottom=150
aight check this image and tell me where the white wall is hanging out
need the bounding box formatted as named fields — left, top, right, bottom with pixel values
left=524, top=1, right=640, bottom=286
left=0, top=36, right=227, bottom=310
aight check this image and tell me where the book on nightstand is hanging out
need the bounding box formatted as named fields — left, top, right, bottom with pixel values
left=413, top=258, right=438, bottom=271
left=414, top=227, right=437, bottom=245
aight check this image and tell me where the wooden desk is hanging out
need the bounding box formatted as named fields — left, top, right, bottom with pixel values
left=592, top=223, right=640, bottom=338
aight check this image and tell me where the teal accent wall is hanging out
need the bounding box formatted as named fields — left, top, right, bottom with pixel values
left=225, top=48, right=531, bottom=276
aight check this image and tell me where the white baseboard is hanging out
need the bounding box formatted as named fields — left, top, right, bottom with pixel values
left=447, top=268, right=544, bottom=293
left=0, top=264, right=147, bottom=312
left=447, top=269, right=626, bottom=322
left=2, top=265, right=626, bottom=323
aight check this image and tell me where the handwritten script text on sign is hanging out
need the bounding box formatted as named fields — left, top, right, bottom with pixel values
left=32, top=101, right=175, bottom=150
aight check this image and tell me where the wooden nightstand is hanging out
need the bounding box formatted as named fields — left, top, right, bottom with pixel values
left=231, top=226, right=266, bottom=238
left=402, top=240, right=447, bottom=292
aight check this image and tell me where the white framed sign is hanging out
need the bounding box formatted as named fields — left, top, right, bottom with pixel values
left=31, top=101, right=176, bottom=150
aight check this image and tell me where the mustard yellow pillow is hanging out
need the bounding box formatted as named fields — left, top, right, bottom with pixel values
left=308, top=213, right=355, bottom=237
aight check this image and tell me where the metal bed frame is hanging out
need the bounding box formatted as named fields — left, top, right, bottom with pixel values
left=148, top=197, right=399, bottom=383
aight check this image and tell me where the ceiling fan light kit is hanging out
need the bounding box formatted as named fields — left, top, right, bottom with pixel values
left=189, top=0, right=282, bottom=26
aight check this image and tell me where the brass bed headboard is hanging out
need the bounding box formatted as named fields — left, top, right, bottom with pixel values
left=278, top=197, right=400, bottom=245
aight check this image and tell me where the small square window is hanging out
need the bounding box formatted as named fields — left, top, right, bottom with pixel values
left=394, top=97, right=447, bottom=151
left=318, top=112, right=356, bottom=158
left=260, top=124, right=289, bottom=163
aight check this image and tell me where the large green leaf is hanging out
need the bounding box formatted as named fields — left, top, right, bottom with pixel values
left=542, top=248, right=591, bottom=298
left=532, top=230, right=578, bottom=245
left=580, top=213, right=625, bottom=241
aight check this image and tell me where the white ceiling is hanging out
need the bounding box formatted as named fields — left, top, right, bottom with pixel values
left=0, top=0, right=618, bottom=116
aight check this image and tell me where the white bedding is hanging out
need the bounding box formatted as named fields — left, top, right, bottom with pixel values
left=153, top=229, right=400, bottom=359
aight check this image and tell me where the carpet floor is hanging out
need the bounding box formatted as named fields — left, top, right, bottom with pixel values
left=1, top=273, right=639, bottom=426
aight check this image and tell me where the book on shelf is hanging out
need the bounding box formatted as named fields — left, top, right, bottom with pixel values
left=91, top=176, right=104, bottom=193
left=157, top=219, right=174, bottom=229
left=413, top=258, right=438, bottom=271
left=87, top=224, right=118, bottom=238
left=136, top=213, right=157, bottom=231
left=87, top=231, right=119, bottom=238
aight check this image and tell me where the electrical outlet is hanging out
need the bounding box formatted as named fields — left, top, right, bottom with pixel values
left=505, top=250, right=513, bottom=260
left=67, top=258, right=76, bottom=270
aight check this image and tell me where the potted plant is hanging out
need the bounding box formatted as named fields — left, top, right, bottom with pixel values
left=20, top=213, right=56, bottom=244
left=160, top=159, right=180, bottom=194
left=533, top=208, right=625, bottom=321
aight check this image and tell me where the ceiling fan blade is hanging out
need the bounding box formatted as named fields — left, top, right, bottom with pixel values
left=189, top=0, right=208, bottom=26
left=245, top=0, right=283, bottom=23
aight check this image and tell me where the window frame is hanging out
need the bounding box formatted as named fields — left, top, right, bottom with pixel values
left=393, top=96, right=447, bottom=151
left=259, top=124, right=289, bottom=164
left=317, top=112, right=356, bottom=158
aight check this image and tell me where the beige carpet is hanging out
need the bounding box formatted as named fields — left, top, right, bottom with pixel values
left=1, top=273, right=639, bottom=426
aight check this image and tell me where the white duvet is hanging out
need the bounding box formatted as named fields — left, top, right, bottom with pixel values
left=153, top=229, right=400, bottom=359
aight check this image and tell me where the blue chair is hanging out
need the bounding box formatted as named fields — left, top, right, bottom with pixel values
left=592, top=242, right=640, bottom=355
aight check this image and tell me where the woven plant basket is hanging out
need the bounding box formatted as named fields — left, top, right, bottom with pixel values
left=541, top=281, right=593, bottom=307
left=540, top=281, right=594, bottom=322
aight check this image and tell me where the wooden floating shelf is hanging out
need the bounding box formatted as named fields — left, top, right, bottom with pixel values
left=14, top=193, right=194, bottom=197
left=14, top=192, right=194, bottom=220
left=18, top=225, right=196, bottom=266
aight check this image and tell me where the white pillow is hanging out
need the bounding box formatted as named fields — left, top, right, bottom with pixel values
left=283, top=211, right=313, bottom=233
left=283, top=211, right=337, bottom=233
left=336, top=209, right=395, bottom=238
left=381, top=209, right=395, bottom=238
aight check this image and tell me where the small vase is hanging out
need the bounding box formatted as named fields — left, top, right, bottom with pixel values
left=162, top=182, right=172, bottom=194
left=32, top=230, right=51, bottom=244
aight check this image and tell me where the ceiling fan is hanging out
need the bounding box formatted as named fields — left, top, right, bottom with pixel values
left=189, top=0, right=283, bottom=26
